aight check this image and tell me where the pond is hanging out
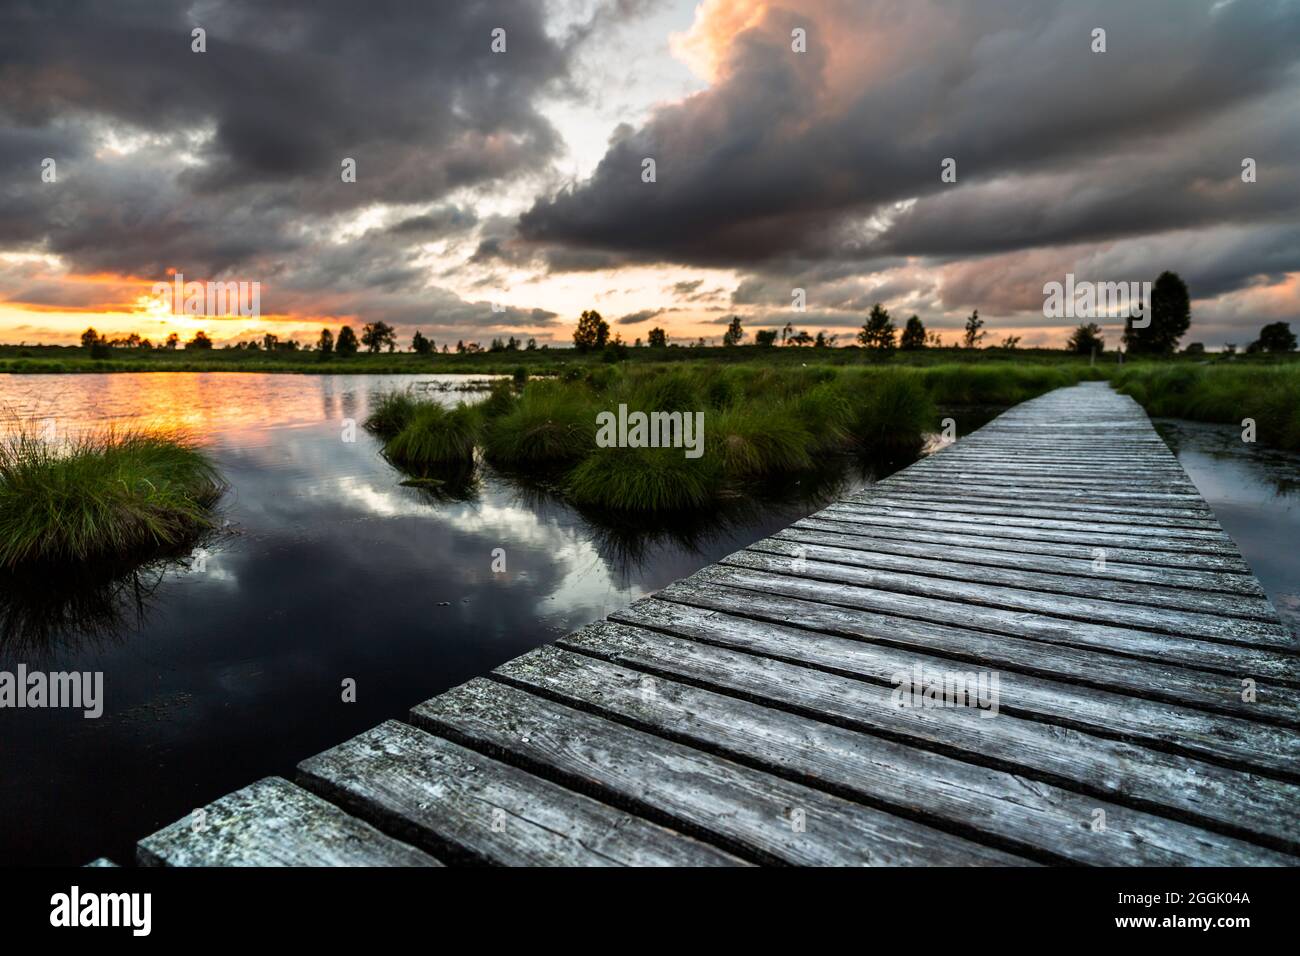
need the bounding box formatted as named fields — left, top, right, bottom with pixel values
left=0, top=372, right=920, bottom=866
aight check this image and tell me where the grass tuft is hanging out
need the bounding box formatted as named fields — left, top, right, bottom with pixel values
left=482, top=381, right=596, bottom=466
left=567, top=445, right=721, bottom=512
left=0, top=426, right=224, bottom=569
left=383, top=402, right=480, bottom=468
left=365, top=391, right=419, bottom=439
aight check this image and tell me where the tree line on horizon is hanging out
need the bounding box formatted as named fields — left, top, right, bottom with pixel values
left=69, top=271, right=1297, bottom=359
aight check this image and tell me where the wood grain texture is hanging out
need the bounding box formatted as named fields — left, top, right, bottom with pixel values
left=137, top=777, right=441, bottom=867
left=411, top=678, right=1026, bottom=865
left=297, top=720, right=744, bottom=866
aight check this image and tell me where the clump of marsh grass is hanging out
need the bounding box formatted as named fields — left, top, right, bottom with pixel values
left=383, top=401, right=480, bottom=469
left=710, top=406, right=815, bottom=477
left=566, top=445, right=721, bottom=512
left=482, top=381, right=597, bottom=467
left=478, top=379, right=519, bottom=420
left=0, top=426, right=224, bottom=569
left=365, top=390, right=419, bottom=439
left=842, top=369, right=936, bottom=451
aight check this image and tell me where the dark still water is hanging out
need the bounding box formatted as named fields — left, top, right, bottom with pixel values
left=0, top=372, right=927, bottom=866
left=1154, top=420, right=1300, bottom=640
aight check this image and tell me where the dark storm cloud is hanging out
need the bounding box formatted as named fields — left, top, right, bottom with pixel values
left=614, top=307, right=664, bottom=325
left=519, top=0, right=1300, bottom=302
left=0, top=0, right=568, bottom=281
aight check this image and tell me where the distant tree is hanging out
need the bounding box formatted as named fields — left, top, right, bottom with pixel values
left=361, top=321, right=396, bottom=353
left=722, top=315, right=745, bottom=346
left=1125, top=271, right=1189, bottom=355
left=489, top=338, right=506, bottom=353
left=999, top=335, right=1022, bottom=350
left=316, top=328, right=334, bottom=355
left=755, top=329, right=777, bottom=347
left=962, top=310, right=985, bottom=349
left=336, top=325, right=359, bottom=356
left=857, top=303, right=896, bottom=356
left=814, top=331, right=828, bottom=348
left=926, top=330, right=944, bottom=347
left=411, top=330, right=432, bottom=354
left=262, top=332, right=279, bottom=352
left=165, top=332, right=180, bottom=350
left=899, top=315, right=927, bottom=350
left=573, top=310, right=609, bottom=351
left=526, top=338, right=537, bottom=350
left=781, top=322, right=793, bottom=345
left=647, top=326, right=668, bottom=348
left=788, top=329, right=814, bottom=347
left=1182, top=342, right=1206, bottom=356
left=1067, top=322, right=1105, bottom=355
left=455, top=339, right=465, bottom=353
left=80, top=327, right=101, bottom=349
left=1247, top=321, right=1297, bottom=354
left=186, top=331, right=213, bottom=350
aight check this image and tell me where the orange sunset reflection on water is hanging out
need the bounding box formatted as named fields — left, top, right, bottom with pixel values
left=0, top=372, right=483, bottom=440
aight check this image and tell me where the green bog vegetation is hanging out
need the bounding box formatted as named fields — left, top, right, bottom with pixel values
left=365, top=361, right=1112, bottom=513
left=0, top=427, right=225, bottom=570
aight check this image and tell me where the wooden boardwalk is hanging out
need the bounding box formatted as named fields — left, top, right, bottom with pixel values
left=136, top=383, right=1300, bottom=866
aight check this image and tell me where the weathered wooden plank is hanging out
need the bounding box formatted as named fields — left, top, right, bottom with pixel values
left=838, top=495, right=1223, bottom=531
left=609, top=599, right=1300, bottom=774
left=851, top=488, right=1219, bottom=521
left=813, top=506, right=1244, bottom=555
left=297, top=720, right=744, bottom=866
left=506, top=642, right=1294, bottom=865
left=551, top=622, right=1300, bottom=855
left=137, top=777, right=440, bottom=867
left=748, top=535, right=1279, bottom=620
left=774, top=525, right=1264, bottom=596
left=828, top=503, right=1231, bottom=543
left=687, top=564, right=1300, bottom=683
left=410, top=679, right=1025, bottom=865
left=721, top=549, right=1293, bottom=646
left=649, top=580, right=1300, bottom=720
left=793, top=516, right=1255, bottom=574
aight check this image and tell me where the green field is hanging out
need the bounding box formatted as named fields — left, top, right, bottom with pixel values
left=0, top=342, right=1128, bottom=375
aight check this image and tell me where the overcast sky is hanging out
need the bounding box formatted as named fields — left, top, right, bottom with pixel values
left=1, top=0, right=1298, bottom=348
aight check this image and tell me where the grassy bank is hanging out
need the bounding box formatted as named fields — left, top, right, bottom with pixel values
left=1114, top=364, right=1300, bottom=451
left=0, top=427, right=224, bottom=568
left=365, top=362, right=1096, bottom=513
left=0, top=342, right=1121, bottom=375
